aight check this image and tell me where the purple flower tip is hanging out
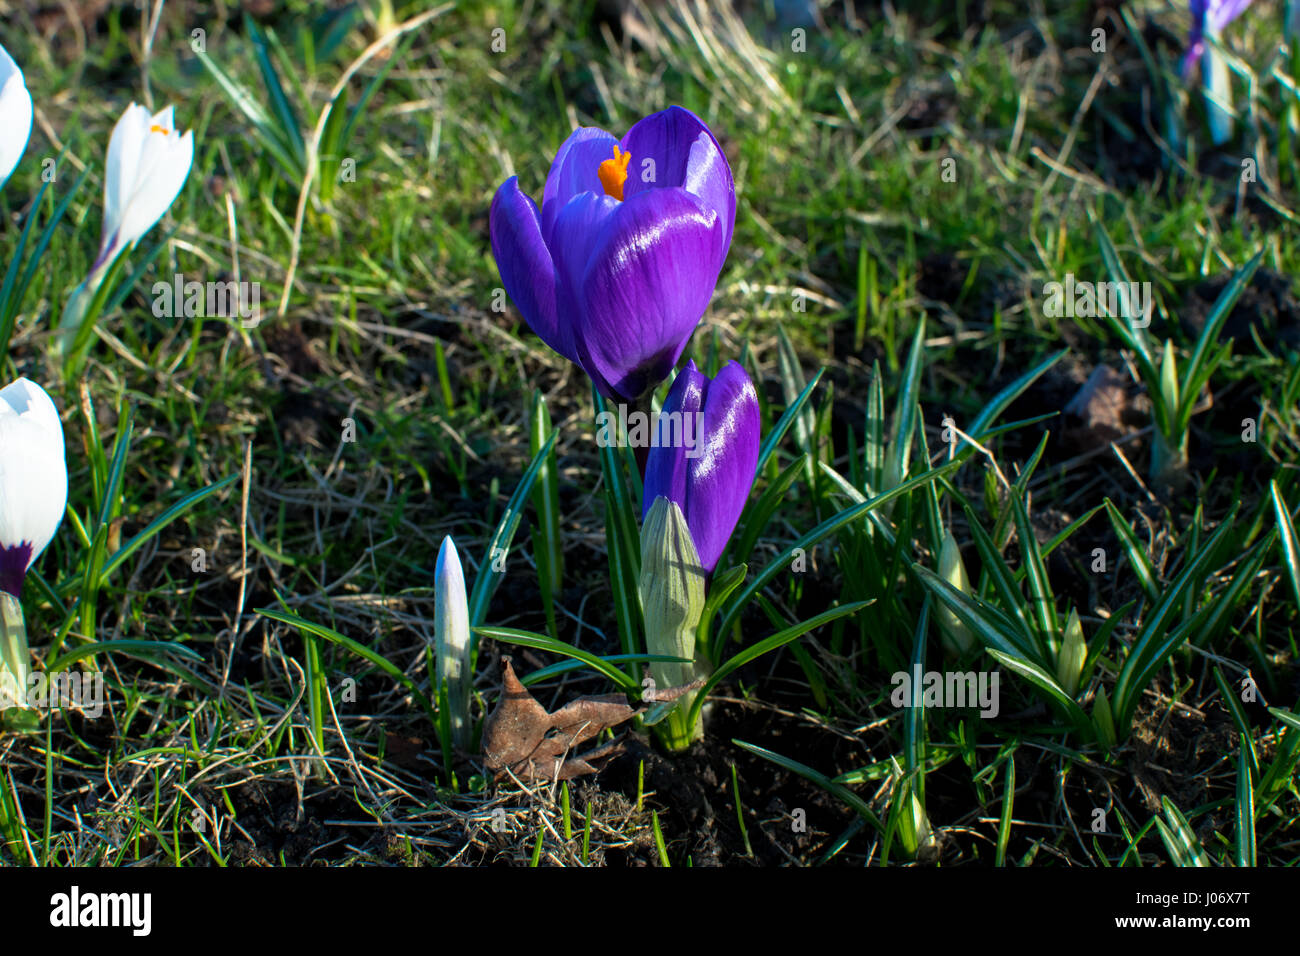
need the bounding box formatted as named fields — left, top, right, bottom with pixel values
left=642, top=360, right=760, bottom=573
left=0, top=542, right=33, bottom=599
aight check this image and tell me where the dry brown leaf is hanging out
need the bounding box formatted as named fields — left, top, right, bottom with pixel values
left=481, top=657, right=702, bottom=782
left=1063, top=365, right=1134, bottom=448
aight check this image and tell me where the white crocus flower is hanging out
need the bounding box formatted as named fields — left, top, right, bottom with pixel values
left=0, top=378, right=68, bottom=598
left=434, top=535, right=472, bottom=748
left=0, top=43, right=34, bottom=190
left=0, top=378, right=67, bottom=712
left=92, top=103, right=194, bottom=272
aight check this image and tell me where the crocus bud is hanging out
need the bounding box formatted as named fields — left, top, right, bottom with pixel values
left=642, top=360, right=760, bottom=574
left=892, top=760, right=937, bottom=861
left=0, top=378, right=66, bottom=713
left=93, top=103, right=194, bottom=274
left=640, top=496, right=707, bottom=750
left=0, top=378, right=68, bottom=600
left=1057, top=608, right=1086, bottom=698
left=0, top=43, right=33, bottom=191
left=936, top=530, right=975, bottom=655
left=57, top=104, right=195, bottom=364
left=435, top=535, right=472, bottom=749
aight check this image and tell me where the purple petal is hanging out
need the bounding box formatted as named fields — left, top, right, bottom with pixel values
left=547, top=190, right=620, bottom=328
left=1207, top=0, right=1251, bottom=32
left=490, top=177, right=578, bottom=363
left=682, top=361, right=759, bottom=571
left=541, top=127, right=620, bottom=245
left=1185, top=0, right=1252, bottom=77
left=620, top=106, right=735, bottom=255
left=0, top=542, right=32, bottom=598
left=576, top=188, right=724, bottom=402
left=642, top=360, right=707, bottom=522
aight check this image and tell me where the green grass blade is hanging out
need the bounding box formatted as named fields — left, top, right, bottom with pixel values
left=1012, top=493, right=1058, bottom=656
left=776, top=325, right=817, bottom=485
left=887, top=316, right=926, bottom=487
left=996, top=753, right=1015, bottom=867
left=730, top=453, right=807, bottom=565
left=1104, top=499, right=1159, bottom=603
left=258, top=604, right=437, bottom=727
left=244, top=15, right=307, bottom=163
left=964, top=507, right=1038, bottom=648
left=1156, top=796, right=1210, bottom=867
left=715, top=458, right=962, bottom=641
left=472, top=626, right=643, bottom=694
left=196, top=47, right=303, bottom=180
left=1270, top=480, right=1300, bottom=613
left=687, top=601, right=870, bottom=729
left=964, top=349, right=1067, bottom=451
left=1112, top=508, right=1238, bottom=734
left=529, top=390, right=563, bottom=638
left=755, top=368, right=824, bottom=479
left=915, top=564, right=1042, bottom=662
left=1092, top=216, right=1157, bottom=380
left=865, top=360, right=886, bottom=491
left=733, top=740, right=883, bottom=832
left=592, top=387, right=642, bottom=663
left=985, top=648, right=1093, bottom=736
left=96, top=401, right=134, bottom=530
left=467, top=431, right=557, bottom=630
left=520, top=653, right=691, bottom=686
left=1175, top=249, right=1263, bottom=436
left=47, top=639, right=202, bottom=672
left=100, top=475, right=240, bottom=583
left=1235, top=735, right=1255, bottom=867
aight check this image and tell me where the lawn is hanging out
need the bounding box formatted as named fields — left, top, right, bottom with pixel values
left=0, top=0, right=1297, bottom=868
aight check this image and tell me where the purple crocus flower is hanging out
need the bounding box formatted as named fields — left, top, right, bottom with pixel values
left=1183, top=0, right=1253, bottom=77
left=642, top=360, right=759, bottom=574
left=490, top=106, right=736, bottom=404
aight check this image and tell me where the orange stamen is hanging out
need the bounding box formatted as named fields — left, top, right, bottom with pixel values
left=598, top=145, right=631, bottom=201
left=150, top=124, right=171, bottom=134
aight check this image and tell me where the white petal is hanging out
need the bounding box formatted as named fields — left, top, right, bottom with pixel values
left=98, top=104, right=192, bottom=265
left=434, top=535, right=470, bottom=667
left=0, top=43, right=20, bottom=81
left=0, top=379, right=68, bottom=569
left=149, top=105, right=175, bottom=132
left=0, top=47, right=33, bottom=188
left=111, top=128, right=193, bottom=254
left=434, top=535, right=472, bottom=746
left=102, top=103, right=153, bottom=251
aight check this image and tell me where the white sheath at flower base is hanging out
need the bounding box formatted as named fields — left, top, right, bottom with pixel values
left=1057, top=608, right=1086, bottom=699
left=434, top=535, right=472, bottom=749
left=0, top=595, right=27, bottom=711
left=639, top=496, right=708, bottom=749
left=0, top=378, right=68, bottom=710
left=93, top=103, right=194, bottom=272
left=0, top=43, right=34, bottom=190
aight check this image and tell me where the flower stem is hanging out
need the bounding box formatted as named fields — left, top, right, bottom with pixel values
left=0, top=593, right=30, bottom=712
left=1150, top=429, right=1189, bottom=489
left=650, top=652, right=704, bottom=753
left=632, top=391, right=653, bottom=477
